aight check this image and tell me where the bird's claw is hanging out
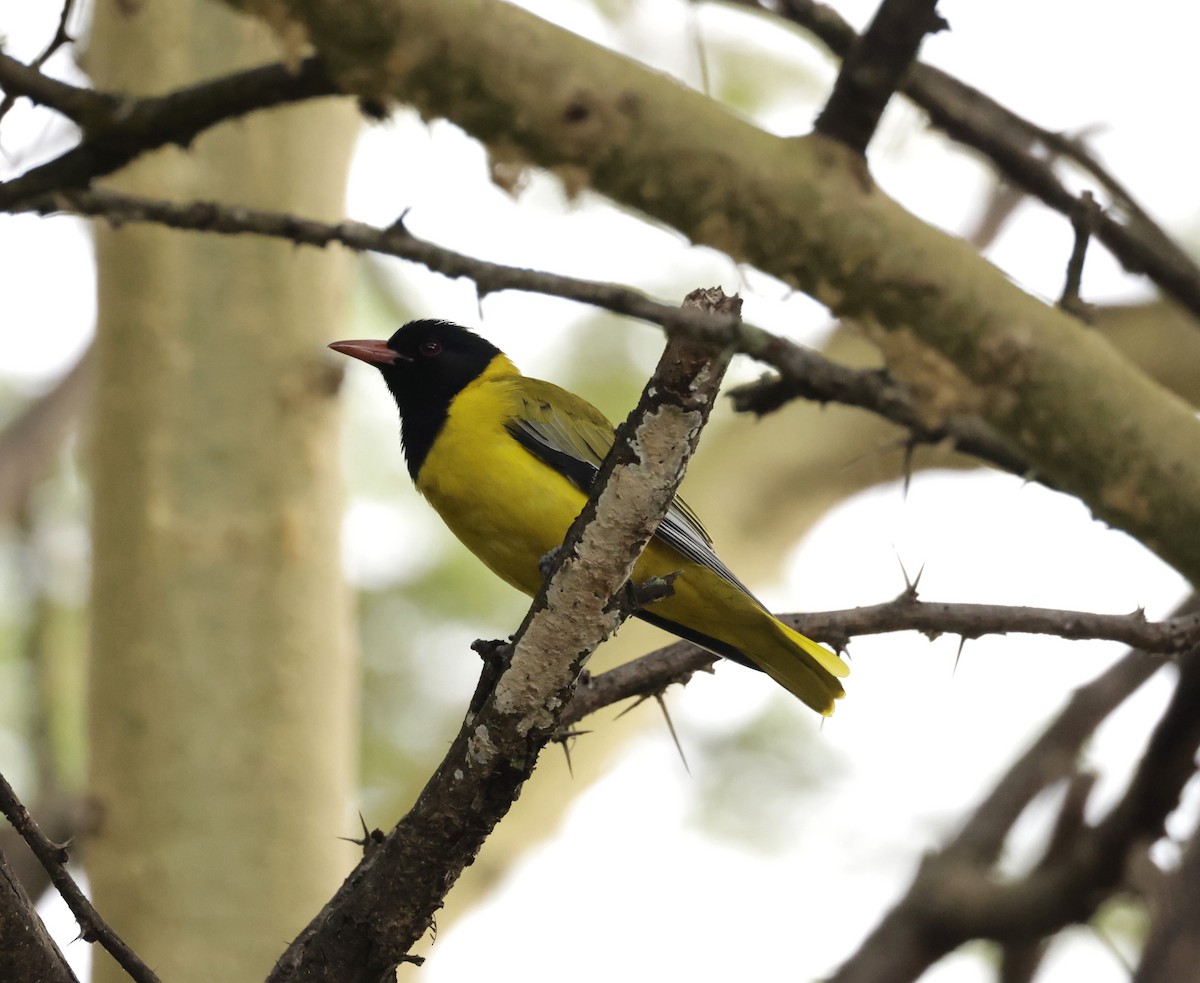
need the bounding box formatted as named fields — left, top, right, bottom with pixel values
left=617, top=571, right=680, bottom=614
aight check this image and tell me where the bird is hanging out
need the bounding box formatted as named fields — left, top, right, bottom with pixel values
left=329, top=319, right=848, bottom=715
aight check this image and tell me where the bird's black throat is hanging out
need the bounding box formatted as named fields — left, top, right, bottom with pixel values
left=375, top=320, right=501, bottom=480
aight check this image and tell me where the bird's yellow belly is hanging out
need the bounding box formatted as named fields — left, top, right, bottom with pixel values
left=415, top=395, right=584, bottom=596
left=412, top=373, right=761, bottom=649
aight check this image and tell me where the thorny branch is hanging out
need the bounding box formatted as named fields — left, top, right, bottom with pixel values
left=0, top=771, right=162, bottom=983
left=23, top=187, right=1038, bottom=483
left=561, top=595, right=1198, bottom=729
left=787, top=594, right=1200, bottom=654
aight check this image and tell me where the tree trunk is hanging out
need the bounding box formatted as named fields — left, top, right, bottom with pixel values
left=85, top=3, right=360, bottom=981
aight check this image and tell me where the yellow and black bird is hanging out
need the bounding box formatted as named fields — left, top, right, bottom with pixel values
left=330, top=320, right=848, bottom=715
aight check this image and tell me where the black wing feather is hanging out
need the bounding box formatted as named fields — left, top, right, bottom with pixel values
left=506, top=413, right=762, bottom=605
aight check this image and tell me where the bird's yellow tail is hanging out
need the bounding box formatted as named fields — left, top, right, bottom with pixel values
left=752, top=619, right=849, bottom=717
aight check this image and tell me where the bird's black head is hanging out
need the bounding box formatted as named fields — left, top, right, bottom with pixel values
left=329, top=319, right=503, bottom=479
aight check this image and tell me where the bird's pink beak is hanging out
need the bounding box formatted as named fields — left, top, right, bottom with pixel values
left=328, top=339, right=408, bottom=365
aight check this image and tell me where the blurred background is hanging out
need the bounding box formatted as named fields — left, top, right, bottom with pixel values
left=1, top=0, right=1197, bottom=980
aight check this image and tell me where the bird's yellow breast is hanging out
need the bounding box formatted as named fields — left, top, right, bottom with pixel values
left=414, top=357, right=586, bottom=596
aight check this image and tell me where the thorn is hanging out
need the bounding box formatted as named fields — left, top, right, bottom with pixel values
left=901, top=440, right=915, bottom=498
left=895, top=555, right=924, bottom=599
left=952, top=635, right=967, bottom=676
left=911, top=562, right=925, bottom=594
left=555, top=728, right=591, bottom=740
left=552, top=726, right=592, bottom=778
left=655, top=693, right=690, bottom=775
left=615, top=694, right=653, bottom=721
left=338, top=812, right=385, bottom=854
left=384, top=207, right=411, bottom=234
left=621, top=571, right=679, bottom=612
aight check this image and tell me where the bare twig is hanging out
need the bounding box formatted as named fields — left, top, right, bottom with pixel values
left=0, top=0, right=79, bottom=127
left=0, top=53, right=338, bottom=208
left=561, top=643, right=717, bottom=729
left=814, top=0, right=947, bottom=155
left=1059, top=191, right=1102, bottom=321
left=921, top=650, right=1200, bottom=940
left=0, top=771, right=162, bottom=983
left=827, top=648, right=1166, bottom=982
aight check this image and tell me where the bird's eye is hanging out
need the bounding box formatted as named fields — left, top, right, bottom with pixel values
left=419, top=340, right=442, bottom=357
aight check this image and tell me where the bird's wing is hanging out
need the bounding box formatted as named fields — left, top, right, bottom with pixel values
left=505, top=381, right=761, bottom=601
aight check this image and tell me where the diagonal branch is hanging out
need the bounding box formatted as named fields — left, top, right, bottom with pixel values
left=25, top=187, right=1036, bottom=482
left=0, top=54, right=338, bottom=208
left=267, top=288, right=736, bottom=983
left=0, top=771, right=161, bottom=983
left=814, top=0, right=947, bottom=155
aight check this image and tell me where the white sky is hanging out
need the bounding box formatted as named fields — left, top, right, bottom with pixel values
left=7, top=0, right=1200, bottom=980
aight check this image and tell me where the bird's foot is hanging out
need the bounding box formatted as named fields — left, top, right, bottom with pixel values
left=615, top=570, right=680, bottom=615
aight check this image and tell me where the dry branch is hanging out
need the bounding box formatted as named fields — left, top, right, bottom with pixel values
left=24, top=187, right=1037, bottom=481
left=0, top=771, right=161, bottom=983
left=0, top=53, right=337, bottom=208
